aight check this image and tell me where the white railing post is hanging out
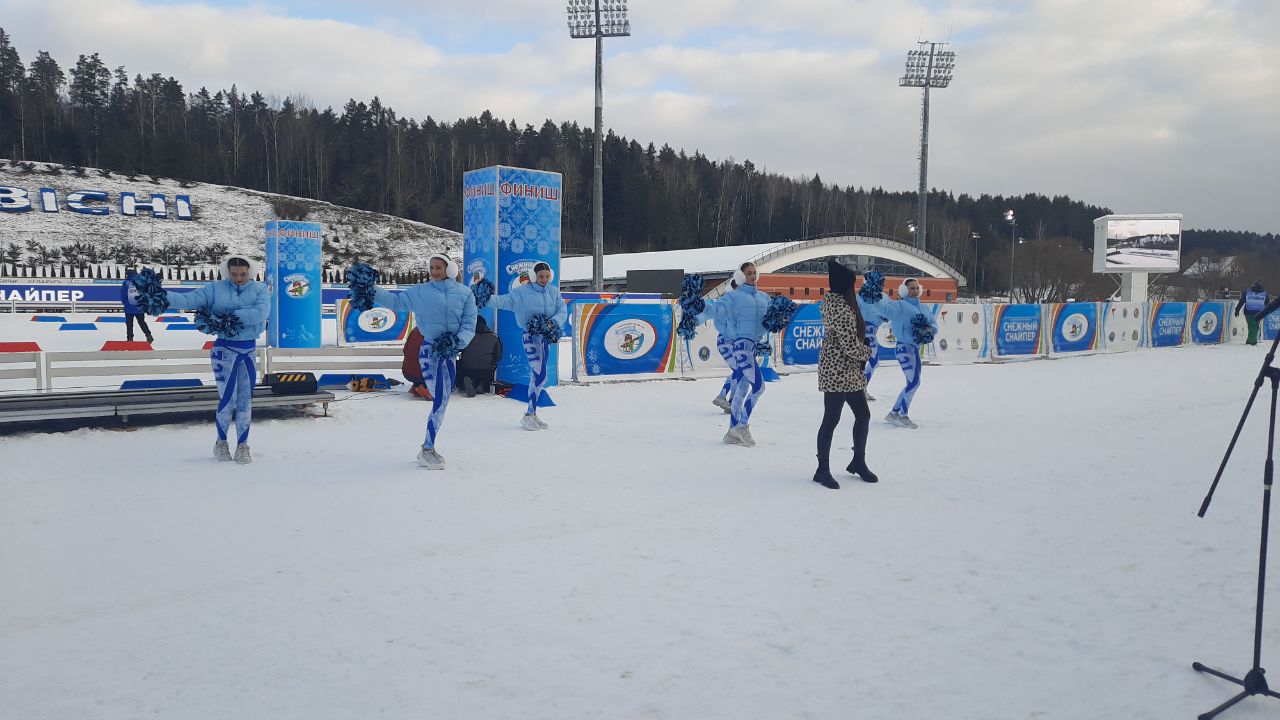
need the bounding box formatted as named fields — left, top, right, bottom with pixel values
left=37, top=351, right=49, bottom=392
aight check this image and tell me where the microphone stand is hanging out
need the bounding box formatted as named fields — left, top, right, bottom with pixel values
left=1193, top=321, right=1280, bottom=718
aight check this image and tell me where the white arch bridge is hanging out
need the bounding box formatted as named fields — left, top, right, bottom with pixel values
left=559, top=233, right=966, bottom=297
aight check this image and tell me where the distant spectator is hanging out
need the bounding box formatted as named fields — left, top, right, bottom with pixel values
left=1235, top=280, right=1269, bottom=346
left=121, top=268, right=153, bottom=343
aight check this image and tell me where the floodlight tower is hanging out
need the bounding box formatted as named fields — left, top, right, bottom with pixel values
left=566, top=0, right=630, bottom=291
left=899, top=41, right=956, bottom=252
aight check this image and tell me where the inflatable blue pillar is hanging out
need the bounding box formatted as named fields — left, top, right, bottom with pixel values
left=265, top=220, right=323, bottom=348
left=462, top=166, right=563, bottom=387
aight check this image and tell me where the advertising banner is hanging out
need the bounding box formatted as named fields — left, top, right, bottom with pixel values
left=265, top=220, right=323, bottom=348
left=575, top=302, right=676, bottom=377
left=1101, top=302, right=1144, bottom=352
left=1190, top=301, right=1228, bottom=345
left=1148, top=302, right=1189, bottom=348
left=335, top=297, right=414, bottom=346
left=677, top=317, right=732, bottom=375
left=780, top=302, right=823, bottom=366
left=1264, top=312, right=1280, bottom=342
left=1047, top=302, right=1101, bottom=356
left=926, top=304, right=988, bottom=364
left=989, top=304, right=1044, bottom=358
left=463, top=166, right=563, bottom=387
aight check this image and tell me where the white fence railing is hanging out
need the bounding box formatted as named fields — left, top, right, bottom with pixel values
left=1, top=346, right=405, bottom=393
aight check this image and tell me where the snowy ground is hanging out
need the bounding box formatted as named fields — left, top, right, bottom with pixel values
left=1106, top=249, right=1180, bottom=269
left=2, top=343, right=1279, bottom=719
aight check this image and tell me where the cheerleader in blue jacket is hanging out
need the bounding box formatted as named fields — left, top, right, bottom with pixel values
left=698, top=262, right=770, bottom=447
left=710, top=275, right=743, bottom=414
left=878, top=278, right=937, bottom=429
left=132, top=255, right=270, bottom=463
left=483, top=261, right=567, bottom=431
left=854, top=270, right=889, bottom=401
left=365, top=254, right=477, bottom=469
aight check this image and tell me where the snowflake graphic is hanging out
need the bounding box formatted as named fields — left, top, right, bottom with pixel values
left=591, top=364, right=601, bottom=375
left=587, top=348, right=600, bottom=363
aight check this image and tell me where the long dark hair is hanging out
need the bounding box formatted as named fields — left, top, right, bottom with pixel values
left=843, top=285, right=868, bottom=343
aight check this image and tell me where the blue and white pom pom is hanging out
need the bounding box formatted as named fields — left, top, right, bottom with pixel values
left=859, top=270, right=885, bottom=303
left=679, top=274, right=706, bottom=315
left=762, top=295, right=798, bottom=333
left=131, top=267, right=170, bottom=315
left=430, top=331, right=464, bottom=356
left=754, top=341, right=772, bottom=358
left=346, top=263, right=379, bottom=312
left=527, top=314, right=563, bottom=343
left=471, top=278, right=495, bottom=309
left=194, top=309, right=245, bottom=338
left=676, top=273, right=707, bottom=340
left=912, top=314, right=936, bottom=345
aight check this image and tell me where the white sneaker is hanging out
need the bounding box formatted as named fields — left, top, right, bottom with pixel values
left=885, top=411, right=904, bottom=427
left=898, top=414, right=919, bottom=429
left=712, top=396, right=732, bottom=414
left=213, top=440, right=232, bottom=462
left=233, top=444, right=252, bottom=464
left=737, top=424, right=756, bottom=447
left=723, top=427, right=743, bottom=445
left=417, top=447, right=445, bottom=470
left=521, top=413, right=541, bottom=431
left=532, top=414, right=549, bottom=429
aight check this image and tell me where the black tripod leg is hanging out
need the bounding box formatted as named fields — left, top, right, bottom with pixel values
left=1192, top=662, right=1245, bottom=687
left=1199, top=690, right=1250, bottom=720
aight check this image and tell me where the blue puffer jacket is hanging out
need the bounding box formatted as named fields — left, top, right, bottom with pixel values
left=488, top=282, right=568, bottom=332
left=881, top=295, right=938, bottom=347
left=856, top=295, right=887, bottom=327
left=167, top=279, right=271, bottom=342
left=698, top=284, right=770, bottom=343
left=120, top=279, right=142, bottom=315
left=375, top=278, right=477, bottom=348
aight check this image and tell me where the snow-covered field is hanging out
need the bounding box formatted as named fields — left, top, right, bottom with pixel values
left=2, top=339, right=1279, bottom=718
left=1106, top=249, right=1180, bottom=269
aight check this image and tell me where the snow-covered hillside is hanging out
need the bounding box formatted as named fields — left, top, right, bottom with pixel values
left=0, top=160, right=461, bottom=274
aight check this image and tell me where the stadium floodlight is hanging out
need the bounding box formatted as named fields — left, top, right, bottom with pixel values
left=899, top=41, right=957, bottom=252
left=1004, top=209, right=1017, bottom=302
left=565, top=0, right=630, bottom=292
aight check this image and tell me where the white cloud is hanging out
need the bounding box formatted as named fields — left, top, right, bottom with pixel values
left=2, top=0, right=1276, bottom=231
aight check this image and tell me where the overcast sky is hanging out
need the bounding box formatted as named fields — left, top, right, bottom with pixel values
left=3, top=0, right=1277, bottom=233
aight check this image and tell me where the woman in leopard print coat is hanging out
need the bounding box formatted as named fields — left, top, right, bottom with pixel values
left=814, top=260, right=877, bottom=489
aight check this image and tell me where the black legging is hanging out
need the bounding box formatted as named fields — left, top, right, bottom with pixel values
left=817, top=391, right=870, bottom=470
left=125, top=313, right=151, bottom=340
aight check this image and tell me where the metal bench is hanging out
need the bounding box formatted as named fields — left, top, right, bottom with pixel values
left=0, top=385, right=334, bottom=426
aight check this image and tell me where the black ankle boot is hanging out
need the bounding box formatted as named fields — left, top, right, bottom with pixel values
left=846, top=456, right=879, bottom=483
left=813, top=467, right=840, bottom=489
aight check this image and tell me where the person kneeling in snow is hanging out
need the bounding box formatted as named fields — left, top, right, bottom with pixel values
left=131, top=255, right=269, bottom=464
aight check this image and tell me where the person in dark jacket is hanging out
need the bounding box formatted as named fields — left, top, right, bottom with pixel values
left=1235, top=280, right=1269, bottom=346
left=403, top=316, right=502, bottom=398
left=456, top=315, right=502, bottom=396
left=813, top=260, right=876, bottom=490
left=121, top=268, right=153, bottom=343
